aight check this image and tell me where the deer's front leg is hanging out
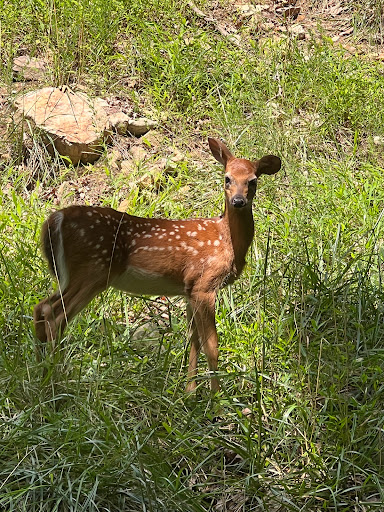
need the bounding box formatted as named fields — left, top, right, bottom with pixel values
left=186, top=301, right=201, bottom=393
left=187, top=290, right=220, bottom=392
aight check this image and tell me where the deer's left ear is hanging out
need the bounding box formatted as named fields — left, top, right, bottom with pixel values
left=208, top=137, right=234, bottom=167
left=255, top=155, right=281, bottom=177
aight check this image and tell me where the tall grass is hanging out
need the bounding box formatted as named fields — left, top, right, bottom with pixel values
left=1, top=0, right=384, bottom=510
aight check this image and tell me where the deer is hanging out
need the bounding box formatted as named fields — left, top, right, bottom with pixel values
left=33, top=138, right=281, bottom=392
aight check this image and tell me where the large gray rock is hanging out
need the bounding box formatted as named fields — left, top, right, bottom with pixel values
left=15, top=87, right=111, bottom=164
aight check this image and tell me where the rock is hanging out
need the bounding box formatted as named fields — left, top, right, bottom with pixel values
left=137, top=173, right=154, bottom=189
left=127, top=117, right=157, bottom=137
left=141, top=130, right=165, bottom=149
left=15, top=87, right=111, bottom=165
left=108, top=111, right=129, bottom=135
left=239, top=3, right=269, bottom=16
left=0, top=152, right=12, bottom=165
left=129, top=145, right=148, bottom=162
left=373, top=136, right=384, bottom=145
left=276, top=5, right=300, bottom=18
left=13, top=55, right=46, bottom=81
left=163, top=160, right=178, bottom=175
left=120, top=159, right=136, bottom=175
left=117, top=198, right=130, bottom=212
left=289, top=24, right=306, bottom=40
left=131, top=321, right=159, bottom=342
left=169, top=148, right=185, bottom=163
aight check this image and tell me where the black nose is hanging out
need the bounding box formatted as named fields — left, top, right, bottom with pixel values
left=231, top=196, right=247, bottom=208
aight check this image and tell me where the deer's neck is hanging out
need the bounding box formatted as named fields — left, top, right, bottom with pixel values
left=223, top=202, right=255, bottom=277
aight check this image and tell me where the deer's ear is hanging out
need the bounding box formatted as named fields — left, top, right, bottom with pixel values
left=256, top=155, right=281, bottom=177
left=208, top=138, right=234, bottom=167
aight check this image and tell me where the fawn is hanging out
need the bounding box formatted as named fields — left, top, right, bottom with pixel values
left=34, top=138, right=281, bottom=392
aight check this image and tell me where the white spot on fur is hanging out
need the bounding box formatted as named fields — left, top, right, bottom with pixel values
left=214, top=240, right=220, bottom=246
left=87, top=211, right=93, bottom=217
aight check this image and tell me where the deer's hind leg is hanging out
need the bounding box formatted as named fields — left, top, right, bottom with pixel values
left=186, top=301, right=202, bottom=393
left=34, top=277, right=108, bottom=357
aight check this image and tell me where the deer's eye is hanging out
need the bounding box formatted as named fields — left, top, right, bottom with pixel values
left=248, top=178, right=257, bottom=187
left=225, top=176, right=231, bottom=187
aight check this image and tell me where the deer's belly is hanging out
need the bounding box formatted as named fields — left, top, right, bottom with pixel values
left=111, top=266, right=185, bottom=297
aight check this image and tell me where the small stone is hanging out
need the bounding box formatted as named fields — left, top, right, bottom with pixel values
left=13, top=55, right=46, bottom=81
left=127, top=117, right=157, bottom=137
left=117, top=198, right=130, bottom=212
left=108, top=112, right=129, bottom=135
left=239, top=3, right=269, bottom=16
left=289, top=24, right=306, bottom=40
left=131, top=321, right=159, bottom=342
left=137, top=172, right=155, bottom=189
left=276, top=5, right=300, bottom=18
left=141, top=130, right=165, bottom=149
left=120, top=159, right=136, bottom=175
left=242, top=408, right=253, bottom=417
left=170, top=148, right=185, bottom=163
left=373, top=136, right=384, bottom=145
left=0, top=153, right=12, bottom=164
left=129, top=145, right=148, bottom=162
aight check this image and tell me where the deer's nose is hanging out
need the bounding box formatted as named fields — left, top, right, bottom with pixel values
left=231, top=195, right=247, bottom=208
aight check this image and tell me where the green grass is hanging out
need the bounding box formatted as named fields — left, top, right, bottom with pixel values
left=1, top=0, right=384, bottom=510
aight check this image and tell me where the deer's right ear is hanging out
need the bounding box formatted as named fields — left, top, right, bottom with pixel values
left=256, top=155, right=281, bottom=177
left=208, top=138, right=234, bottom=167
